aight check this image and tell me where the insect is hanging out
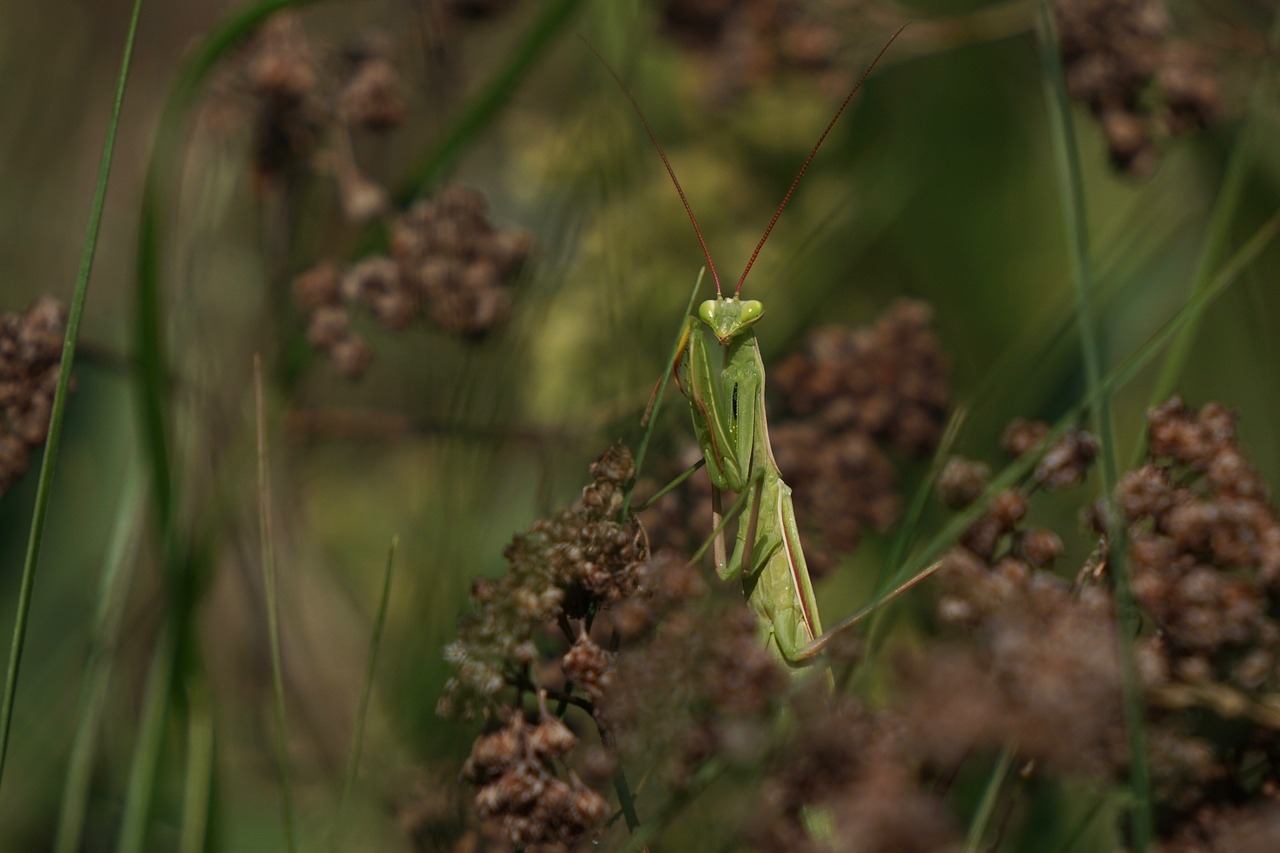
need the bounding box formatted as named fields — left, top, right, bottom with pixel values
left=607, top=28, right=937, bottom=669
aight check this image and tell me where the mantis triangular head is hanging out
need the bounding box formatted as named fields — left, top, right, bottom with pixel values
left=699, top=297, right=764, bottom=345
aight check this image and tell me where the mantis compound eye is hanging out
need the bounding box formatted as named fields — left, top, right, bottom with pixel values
left=740, top=300, right=764, bottom=325
left=698, top=300, right=717, bottom=325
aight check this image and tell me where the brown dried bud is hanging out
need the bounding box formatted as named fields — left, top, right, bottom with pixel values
left=294, top=263, right=341, bottom=309
left=306, top=306, right=349, bottom=348
left=1000, top=418, right=1049, bottom=457
left=938, top=457, right=990, bottom=508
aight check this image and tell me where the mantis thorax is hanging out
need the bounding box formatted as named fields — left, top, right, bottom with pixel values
left=698, top=297, right=764, bottom=344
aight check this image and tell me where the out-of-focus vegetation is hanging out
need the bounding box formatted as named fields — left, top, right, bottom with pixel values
left=0, top=0, right=1278, bottom=850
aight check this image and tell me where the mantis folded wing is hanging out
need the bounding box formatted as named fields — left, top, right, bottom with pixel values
left=673, top=294, right=940, bottom=667
left=674, top=296, right=826, bottom=663
left=601, top=26, right=935, bottom=669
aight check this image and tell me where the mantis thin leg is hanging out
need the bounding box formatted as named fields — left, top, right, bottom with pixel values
left=789, top=560, right=943, bottom=663
left=633, top=458, right=706, bottom=512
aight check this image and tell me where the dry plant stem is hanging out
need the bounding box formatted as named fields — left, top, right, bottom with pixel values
left=255, top=355, right=297, bottom=853
left=0, top=0, right=143, bottom=790
left=1036, top=2, right=1150, bottom=846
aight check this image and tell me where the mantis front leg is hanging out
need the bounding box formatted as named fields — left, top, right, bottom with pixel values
left=676, top=308, right=827, bottom=662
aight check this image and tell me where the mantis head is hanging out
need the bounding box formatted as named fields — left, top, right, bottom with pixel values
left=699, top=297, right=764, bottom=344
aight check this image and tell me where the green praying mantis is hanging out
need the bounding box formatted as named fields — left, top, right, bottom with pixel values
left=611, top=29, right=940, bottom=669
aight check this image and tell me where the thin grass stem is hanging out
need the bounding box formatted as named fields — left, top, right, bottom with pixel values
left=255, top=355, right=297, bottom=853
left=117, top=626, right=176, bottom=853
left=859, top=211, right=1279, bottom=647
left=333, top=536, right=399, bottom=851
left=965, top=744, right=1016, bottom=852
left=0, top=0, right=144, bottom=790
left=623, top=268, right=704, bottom=516
left=1035, top=3, right=1150, bottom=846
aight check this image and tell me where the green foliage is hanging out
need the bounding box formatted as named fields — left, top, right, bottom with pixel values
left=0, top=0, right=1278, bottom=850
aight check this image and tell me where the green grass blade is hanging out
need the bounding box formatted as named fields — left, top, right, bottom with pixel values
left=333, top=536, right=398, bottom=851
left=1034, top=2, right=1150, bottom=846
left=255, top=356, right=297, bottom=853
left=622, top=268, right=704, bottom=516
left=117, top=626, right=176, bottom=853
left=179, top=674, right=215, bottom=853
left=0, top=0, right=144, bottom=790
left=965, top=743, right=1016, bottom=852
left=847, top=211, right=1280, bottom=647
left=1147, top=3, right=1280, bottom=417
left=54, top=470, right=146, bottom=853
left=135, top=0, right=327, bottom=531
left=397, top=0, right=586, bottom=202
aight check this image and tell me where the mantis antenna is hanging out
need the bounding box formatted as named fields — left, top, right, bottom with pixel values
left=734, top=24, right=909, bottom=296
left=587, top=25, right=909, bottom=299
left=585, top=40, right=725, bottom=296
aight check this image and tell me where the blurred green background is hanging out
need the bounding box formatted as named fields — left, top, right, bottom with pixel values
left=0, top=0, right=1277, bottom=849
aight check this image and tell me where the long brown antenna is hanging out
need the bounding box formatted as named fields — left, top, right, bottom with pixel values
left=585, top=40, right=725, bottom=296
left=733, top=24, right=908, bottom=296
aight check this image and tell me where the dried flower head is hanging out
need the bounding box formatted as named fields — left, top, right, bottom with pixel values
left=659, top=0, right=905, bottom=106
left=1053, top=0, right=1223, bottom=174
left=0, top=297, right=68, bottom=496
left=462, top=707, right=608, bottom=848
left=293, top=185, right=533, bottom=377
left=439, top=446, right=643, bottom=719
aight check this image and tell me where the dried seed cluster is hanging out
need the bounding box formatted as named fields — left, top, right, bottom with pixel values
left=0, top=298, right=68, bottom=496
left=749, top=700, right=959, bottom=853
left=1121, top=398, right=1280, bottom=681
left=1053, top=0, right=1222, bottom=174
left=438, top=446, right=644, bottom=720
left=1113, top=398, right=1280, bottom=827
left=294, top=186, right=532, bottom=378
left=602, top=551, right=787, bottom=787
left=439, top=400, right=1280, bottom=848
left=771, top=301, right=950, bottom=567
left=659, top=0, right=900, bottom=105
left=461, top=709, right=608, bottom=848
left=940, top=420, right=1098, bottom=569
left=227, top=14, right=406, bottom=189
left=926, top=549, right=1125, bottom=778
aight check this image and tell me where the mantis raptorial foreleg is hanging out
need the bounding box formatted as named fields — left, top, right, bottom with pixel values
left=603, top=27, right=936, bottom=669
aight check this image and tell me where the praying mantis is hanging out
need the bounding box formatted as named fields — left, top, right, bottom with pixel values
left=610, top=28, right=940, bottom=669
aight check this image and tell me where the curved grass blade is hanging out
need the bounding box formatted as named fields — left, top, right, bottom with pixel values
left=398, top=0, right=586, bottom=203
left=136, top=0, right=327, bottom=535
left=0, top=0, right=144, bottom=790
left=622, top=268, right=705, bottom=516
